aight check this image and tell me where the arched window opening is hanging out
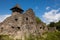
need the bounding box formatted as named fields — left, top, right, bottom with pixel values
left=15, top=18, right=18, bottom=21
left=17, top=27, right=20, bottom=29
left=40, top=27, right=42, bottom=29
left=11, top=26, right=14, bottom=28
left=26, top=17, right=28, bottom=20
left=1, top=27, right=3, bottom=29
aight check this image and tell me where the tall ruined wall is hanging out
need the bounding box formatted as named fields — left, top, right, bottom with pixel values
left=0, top=13, right=23, bottom=34
left=23, top=9, right=37, bottom=35
left=0, top=8, right=47, bottom=40
left=0, top=8, right=37, bottom=39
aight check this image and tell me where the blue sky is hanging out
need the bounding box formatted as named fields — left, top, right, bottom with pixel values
left=0, top=0, right=60, bottom=24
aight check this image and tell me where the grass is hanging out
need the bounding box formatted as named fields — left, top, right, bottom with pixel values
left=0, top=31, right=60, bottom=40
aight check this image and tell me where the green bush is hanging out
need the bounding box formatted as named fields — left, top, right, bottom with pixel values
left=0, top=35, right=13, bottom=40
left=24, top=31, right=60, bottom=40
left=0, top=32, right=60, bottom=40
left=45, top=31, right=60, bottom=40
left=24, top=34, right=44, bottom=40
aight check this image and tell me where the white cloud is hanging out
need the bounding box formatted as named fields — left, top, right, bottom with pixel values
left=46, top=6, right=50, bottom=10
left=43, top=8, right=60, bottom=24
left=0, top=14, right=11, bottom=23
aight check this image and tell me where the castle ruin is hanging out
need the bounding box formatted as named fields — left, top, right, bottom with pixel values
left=0, top=4, right=47, bottom=40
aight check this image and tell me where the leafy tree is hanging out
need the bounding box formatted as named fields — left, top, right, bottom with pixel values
left=48, top=20, right=60, bottom=31
left=55, top=20, right=60, bottom=31
left=36, top=17, right=42, bottom=24
left=48, top=22, right=55, bottom=27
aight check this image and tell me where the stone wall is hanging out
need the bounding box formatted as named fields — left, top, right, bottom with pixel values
left=0, top=8, right=47, bottom=40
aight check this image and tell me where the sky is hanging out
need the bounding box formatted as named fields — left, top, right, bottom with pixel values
left=0, top=0, right=60, bottom=24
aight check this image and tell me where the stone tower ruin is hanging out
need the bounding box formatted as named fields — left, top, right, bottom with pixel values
left=0, top=4, right=47, bottom=40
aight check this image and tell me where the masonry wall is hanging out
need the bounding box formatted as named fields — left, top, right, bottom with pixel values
left=0, top=8, right=47, bottom=40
